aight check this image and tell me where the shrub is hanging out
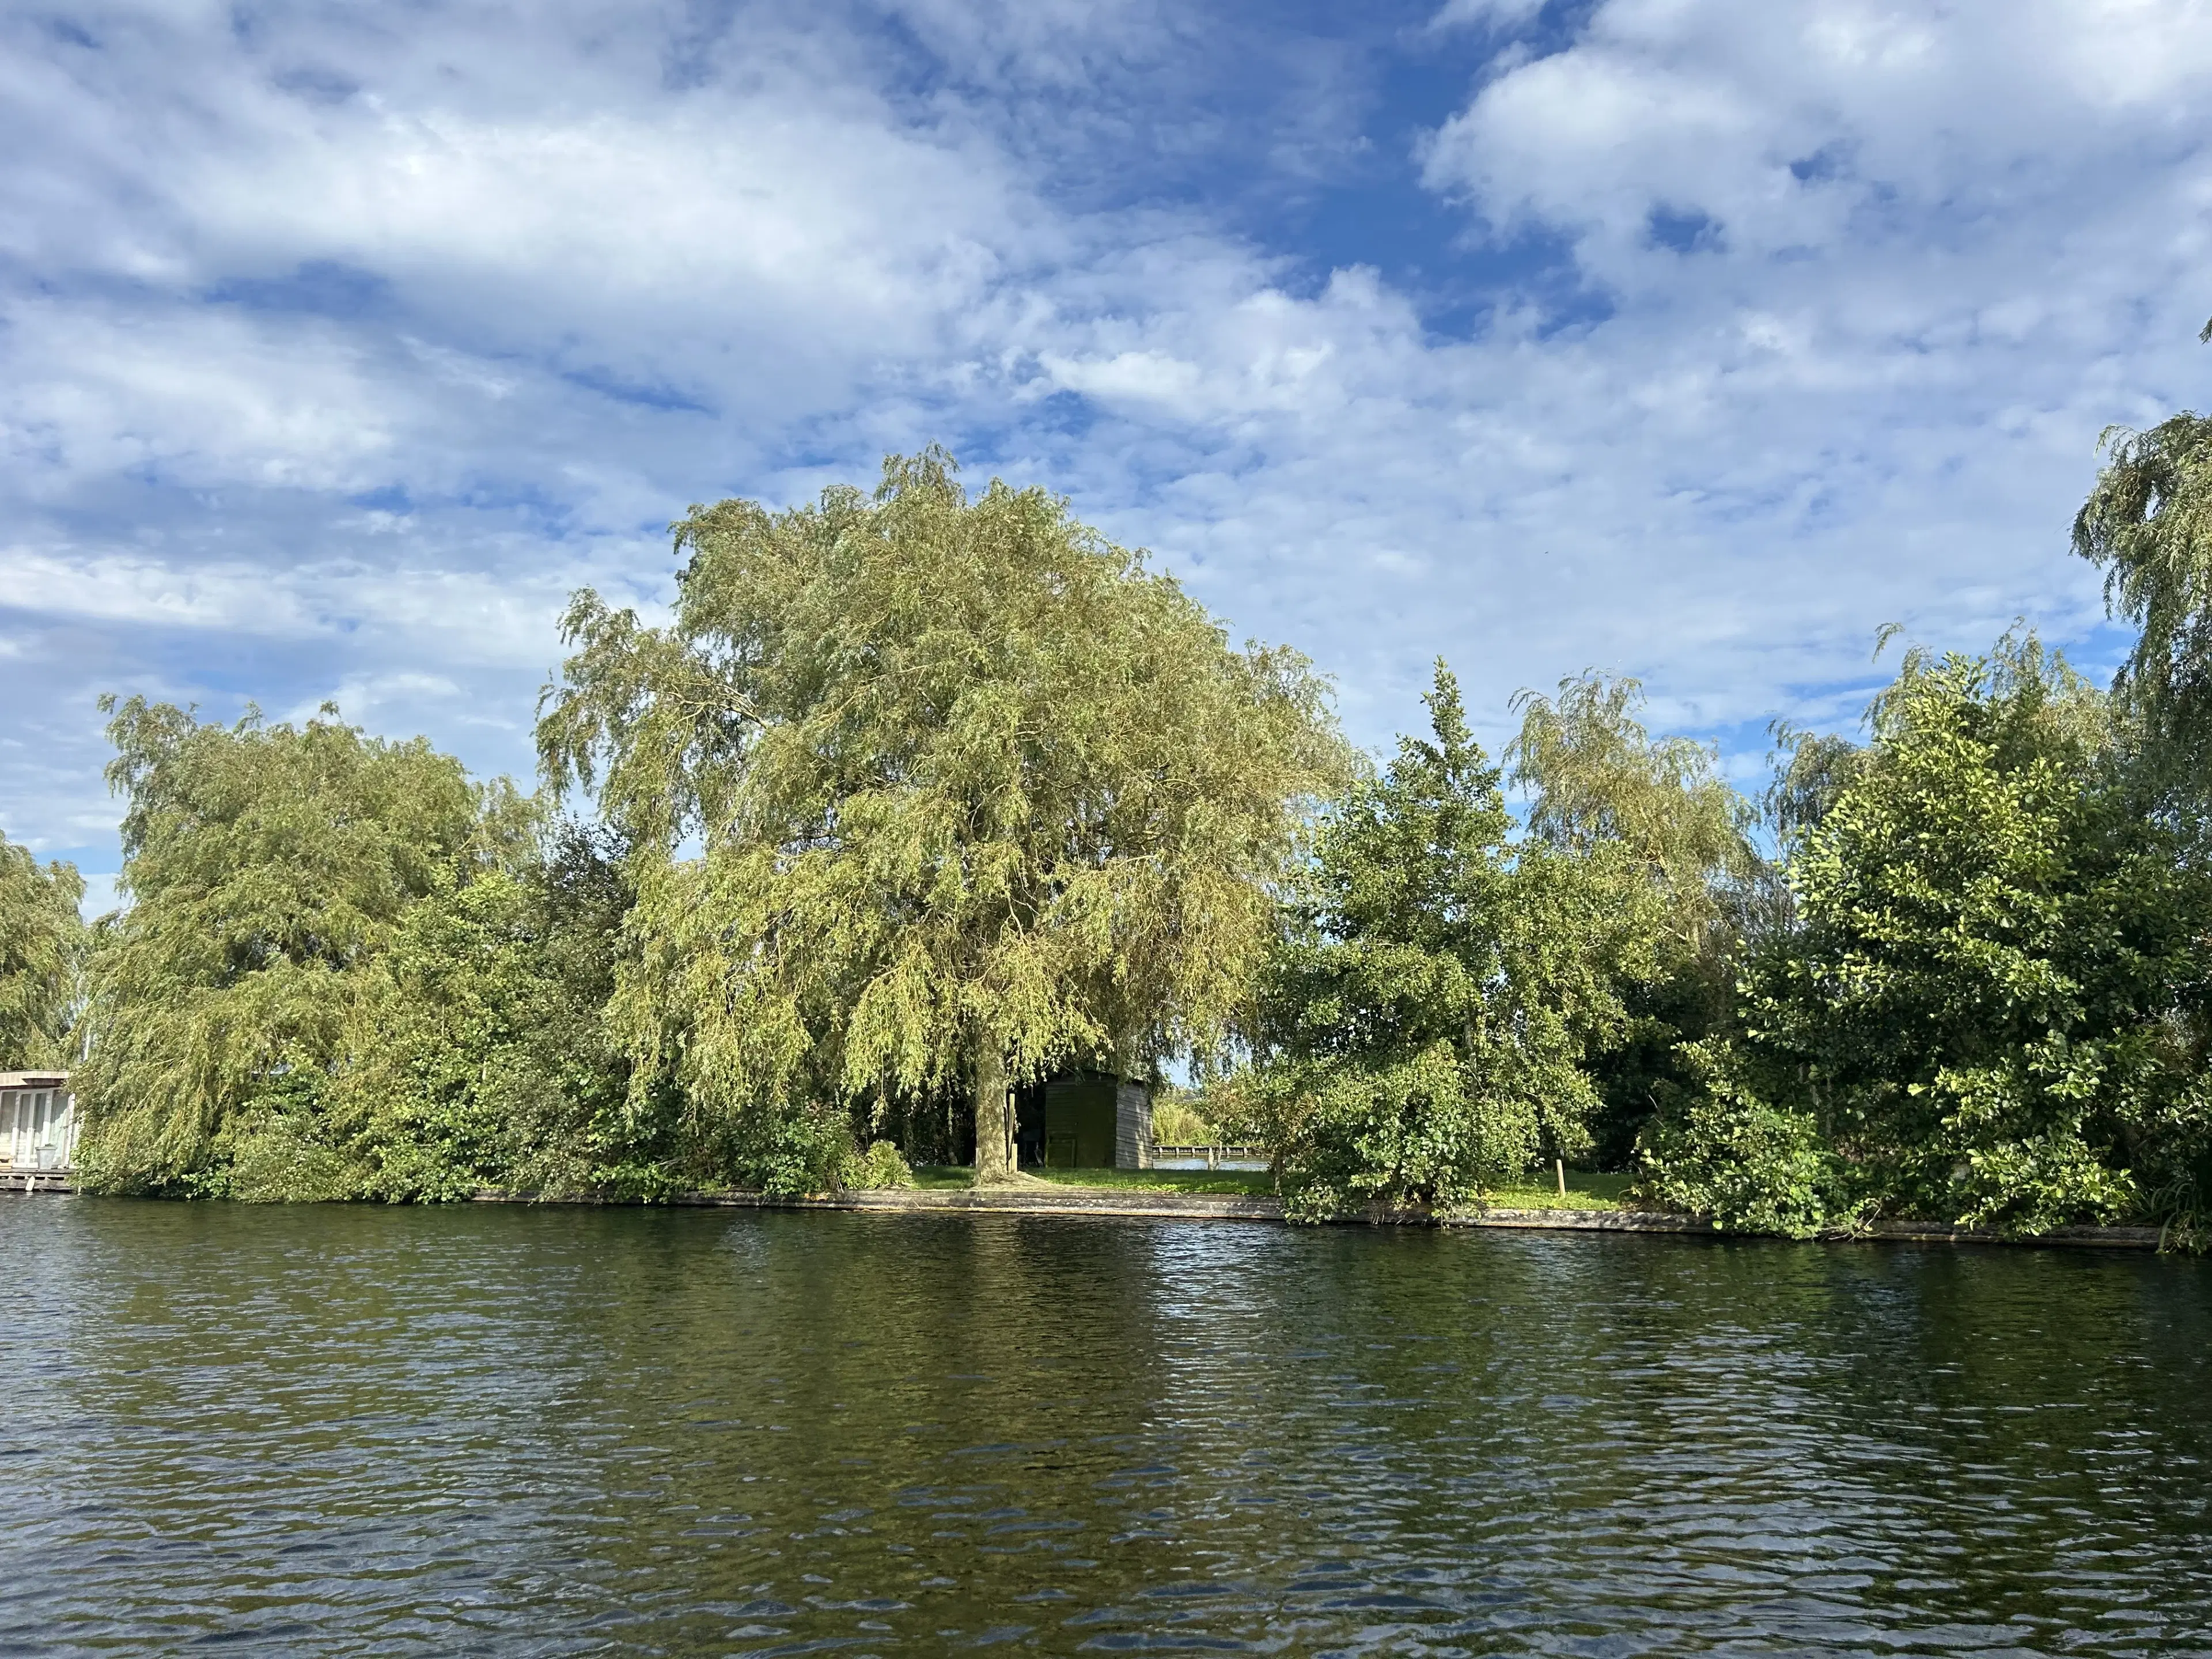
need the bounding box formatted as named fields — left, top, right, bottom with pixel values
left=845, top=1139, right=916, bottom=1190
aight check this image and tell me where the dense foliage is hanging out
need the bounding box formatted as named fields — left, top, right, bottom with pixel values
left=538, top=448, right=1346, bottom=1189
left=73, top=700, right=641, bottom=1199
left=1231, top=665, right=1661, bottom=1217
left=1506, top=672, right=1767, bottom=1167
left=2073, top=410, right=2212, bottom=812
left=1642, top=636, right=2212, bottom=1237
left=78, top=698, right=487, bottom=1192
left=334, top=825, right=646, bottom=1202
left=47, top=424, right=2212, bottom=1239
left=0, top=836, right=84, bottom=1067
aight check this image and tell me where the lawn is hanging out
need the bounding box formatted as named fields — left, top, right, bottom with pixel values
left=910, top=1165, right=1277, bottom=1196
left=906, top=1166, right=1634, bottom=1206
left=1476, top=1171, right=1634, bottom=1210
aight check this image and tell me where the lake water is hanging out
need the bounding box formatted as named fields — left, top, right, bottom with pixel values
left=2, top=1200, right=2208, bottom=1656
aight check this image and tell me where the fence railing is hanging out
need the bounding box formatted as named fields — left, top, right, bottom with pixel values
left=1150, top=1143, right=1267, bottom=1169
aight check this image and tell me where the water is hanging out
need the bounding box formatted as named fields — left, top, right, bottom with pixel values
left=1145, top=1156, right=1269, bottom=1172
left=2, top=1200, right=2208, bottom=1656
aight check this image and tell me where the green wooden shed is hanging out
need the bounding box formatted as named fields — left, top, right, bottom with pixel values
left=1014, top=1071, right=1152, bottom=1169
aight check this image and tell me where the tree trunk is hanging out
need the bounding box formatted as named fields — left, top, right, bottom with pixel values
left=971, top=1037, right=1016, bottom=1183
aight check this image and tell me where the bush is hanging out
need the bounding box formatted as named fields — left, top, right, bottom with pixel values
left=1633, top=1042, right=1847, bottom=1237
left=844, top=1139, right=916, bottom=1190
left=1735, top=635, right=2212, bottom=1235
left=222, top=1113, right=361, bottom=1203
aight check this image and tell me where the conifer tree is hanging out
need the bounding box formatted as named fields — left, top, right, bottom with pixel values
left=1243, top=662, right=1661, bottom=1215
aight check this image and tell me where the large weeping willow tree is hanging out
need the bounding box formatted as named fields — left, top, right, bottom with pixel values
left=538, top=449, right=1346, bottom=1184
left=76, top=698, right=488, bottom=1192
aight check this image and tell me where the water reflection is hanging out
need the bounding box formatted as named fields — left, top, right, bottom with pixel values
left=0, top=1200, right=2206, bottom=1654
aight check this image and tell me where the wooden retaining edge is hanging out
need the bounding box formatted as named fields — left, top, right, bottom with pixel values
left=469, top=1185, right=2175, bottom=1248
left=0, top=1170, right=74, bottom=1195
left=473, top=1184, right=1714, bottom=1230
left=477, top=1185, right=1288, bottom=1222
left=1857, top=1218, right=2165, bottom=1249
left=0, top=1176, right=2168, bottom=1247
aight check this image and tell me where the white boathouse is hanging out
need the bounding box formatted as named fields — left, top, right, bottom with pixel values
left=1, top=1073, right=75, bottom=1174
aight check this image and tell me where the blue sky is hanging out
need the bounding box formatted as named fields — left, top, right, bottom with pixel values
left=5, top=0, right=2209, bottom=906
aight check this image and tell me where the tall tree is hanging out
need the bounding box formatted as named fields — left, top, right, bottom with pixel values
left=1721, top=634, right=2212, bottom=1234
left=77, top=698, right=495, bottom=1193
left=1507, top=671, right=1762, bottom=948
left=1239, top=662, right=1662, bottom=1215
left=538, top=449, right=1346, bottom=1186
left=1506, top=671, right=1764, bottom=1164
left=2071, top=403, right=2212, bottom=811
left=0, top=838, right=84, bottom=1067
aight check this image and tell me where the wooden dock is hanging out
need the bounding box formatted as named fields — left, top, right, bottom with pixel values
left=0, top=1168, right=75, bottom=1194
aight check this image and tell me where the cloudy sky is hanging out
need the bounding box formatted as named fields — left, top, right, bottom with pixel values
left=5, top=0, right=2209, bottom=899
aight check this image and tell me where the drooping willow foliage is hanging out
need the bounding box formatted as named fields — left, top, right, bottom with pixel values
left=76, top=697, right=507, bottom=1194
left=537, top=448, right=1350, bottom=1188
left=2073, top=410, right=2212, bottom=823
left=0, top=838, right=83, bottom=1068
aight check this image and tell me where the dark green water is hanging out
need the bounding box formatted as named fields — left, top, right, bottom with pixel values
left=2, top=1202, right=2209, bottom=1656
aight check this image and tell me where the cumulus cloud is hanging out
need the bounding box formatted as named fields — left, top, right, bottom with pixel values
left=0, top=0, right=2202, bottom=877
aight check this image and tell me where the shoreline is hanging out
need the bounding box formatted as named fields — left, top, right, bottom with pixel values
left=3, top=1174, right=2174, bottom=1249
left=469, top=1182, right=2173, bottom=1249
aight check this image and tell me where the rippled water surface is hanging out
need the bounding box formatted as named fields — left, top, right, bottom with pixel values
left=2, top=1201, right=2209, bottom=1655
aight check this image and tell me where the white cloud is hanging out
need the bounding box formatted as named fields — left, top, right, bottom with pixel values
left=0, top=0, right=2204, bottom=862
left=1430, top=0, right=1548, bottom=29
left=1, top=298, right=399, bottom=492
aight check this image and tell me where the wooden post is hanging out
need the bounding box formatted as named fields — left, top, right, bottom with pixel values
left=1555, top=1157, right=1566, bottom=1198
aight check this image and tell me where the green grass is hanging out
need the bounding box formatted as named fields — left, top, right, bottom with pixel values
left=1475, top=1171, right=1634, bottom=1210
left=910, top=1165, right=1275, bottom=1196
left=906, top=1166, right=1632, bottom=1206
left=909, top=1165, right=979, bottom=1190
left=1030, top=1166, right=1277, bottom=1196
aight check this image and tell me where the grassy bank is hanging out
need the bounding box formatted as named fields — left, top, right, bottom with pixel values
left=1480, top=1172, right=1634, bottom=1210
left=908, top=1166, right=1635, bottom=1207
left=911, top=1165, right=1277, bottom=1196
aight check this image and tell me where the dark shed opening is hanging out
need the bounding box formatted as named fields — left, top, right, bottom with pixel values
left=1014, top=1070, right=1152, bottom=1169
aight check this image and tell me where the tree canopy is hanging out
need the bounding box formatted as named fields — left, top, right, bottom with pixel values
left=1234, top=662, right=1662, bottom=1216
left=335, top=823, right=642, bottom=1202
left=0, top=837, right=84, bottom=1067
left=1646, top=633, right=2212, bottom=1236
left=1508, top=671, right=1762, bottom=948
left=35, top=416, right=2212, bottom=1241
left=2073, top=409, right=2212, bottom=808
left=539, top=448, right=1347, bottom=1185
left=77, top=698, right=499, bottom=1192
left=1501, top=671, right=1768, bottom=1165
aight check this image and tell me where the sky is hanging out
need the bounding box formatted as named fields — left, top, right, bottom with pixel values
left=6, top=0, right=2211, bottom=907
